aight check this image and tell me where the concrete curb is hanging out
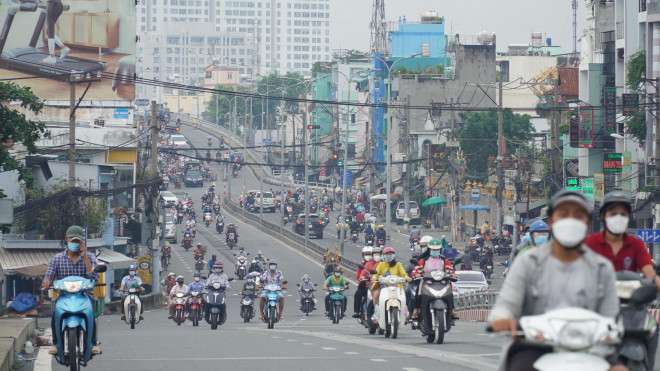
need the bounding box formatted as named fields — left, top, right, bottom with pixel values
left=103, top=293, right=163, bottom=315
left=0, top=318, right=37, bottom=371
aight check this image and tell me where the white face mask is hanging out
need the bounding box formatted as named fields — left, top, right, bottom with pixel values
left=364, top=255, right=373, bottom=262
left=373, top=254, right=381, bottom=262
left=605, top=215, right=629, bottom=235
left=551, top=218, right=588, bottom=249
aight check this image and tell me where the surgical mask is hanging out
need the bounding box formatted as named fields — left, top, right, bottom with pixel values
left=364, top=255, right=373, bottom=262
left=67, top=242, right=80, bottom=252
left=551, top=218, right=588, bottom=249
left=304, top=279, right=309, bottom=283
left=177, top=281, right=184, bottom=285
left=421, top=247, right=428, bottom=254
left=605, top=215, right=629, bottom=235
left=214, top=268, right=223, bottom=273
left=334, top=272, right=341, bottom=277
left=194, top=277, right=200, bottom=282
left=532, top=232, right=549, bottom=246
left=129, top=271, right=136, bottom=276
left=430, top=250, right=441, bottom=258
left=269, top=265, right=277, bottom=270
left=373, top=254, right=381, bottom=262
left=383, top=254, right=394, bottom=263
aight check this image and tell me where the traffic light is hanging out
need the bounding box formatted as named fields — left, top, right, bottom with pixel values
left=337, top=158, right=343, bottom=167
left=332, top=153, right=339, bottom=160
left=307, top=124, right=320, bottom=130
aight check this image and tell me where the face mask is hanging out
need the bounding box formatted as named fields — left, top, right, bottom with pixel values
left=334, top=272, right=341, bottom=277
left=364, top=255, right=373, bottom=262
left=430, top=250, right=441, bottom=258
left=383, top=254, right=394, bottom=263
left=177, top=281, right=184, bottom=285
left=304, top=279, right=309, bottom=283
left=214, top=268, right=223, bottom=273
left=129, top=271, right=136, bottom=276
left=551, top=218, right=588, bottom=249
left=194, top=277, right=200, bottom=282
left=269, top=265, right=277, bottom=270
left=421, top=247, right=428, bottom=254
left=373, top=254, right=381, bottom=262
left=605, top=215, right=629, bottom=235
left=532, top=232, right=549, bottom=246
left=67, top=242, right=80, bottom=252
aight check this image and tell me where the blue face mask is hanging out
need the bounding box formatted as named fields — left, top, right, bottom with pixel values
left=533, top=234, right=548, bottom=246
left=421, top=247, right=428, bottom=253
left=334, top=272, right=341, bottom=277
left=430, top=250, right=441, bottom=258
left=67, top=242, right=80, bottom=252
left=304, top=279, right=309, bottom=283
left=269, top=265, right=277, bottom=270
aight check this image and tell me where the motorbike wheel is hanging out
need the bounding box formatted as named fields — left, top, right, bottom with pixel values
left=67, top=327, right=79, bottom=371
left=176, top=309, right=182, bottom=326
left=211, top=312, right=218, bottom=330
left=191, top=309, right=198, bottom=327
left=333, top=303, right=341, bottom=324
left=130, top=307, right=136, bottom=330
left=434, top=309, right=445, bottom=344
left=378, top=328, right=384, bottom=335
left=242, top=307, right=248, bottom=323
left=368, top=325, right=377, bottom=335
left=268, top=306, right=276, bottom=329
left=391, top=308, right=399, bottom=339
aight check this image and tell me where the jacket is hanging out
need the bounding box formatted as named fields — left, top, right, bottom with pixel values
left=371, top=261, right=409, bottom=290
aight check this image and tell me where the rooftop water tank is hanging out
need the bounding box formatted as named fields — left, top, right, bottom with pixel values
left=477, top=29, right=494, bottom=45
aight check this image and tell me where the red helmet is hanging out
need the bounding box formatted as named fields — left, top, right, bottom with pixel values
left=214, top=260, right=224, bottom=266
left=382, top=246, right=395, bottom=254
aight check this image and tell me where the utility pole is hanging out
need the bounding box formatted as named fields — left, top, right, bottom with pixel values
left=339, top=107, right=350, bottom=255
left=496, top=69, right=504, bottom=239
left=654, top=78, right=660, bottom=260
left=550, top=73, right=561, bottom=195
left=280, top=101, right=285, bottom=234
left=260, top=97, right=265, bottom=223
left=68, top=80, right=76, bottom=188
left=449, top=98, right=458, bottom=240
left=150, top=101, right=160, bottom=296
left=303, top=106, right=309, bottom=250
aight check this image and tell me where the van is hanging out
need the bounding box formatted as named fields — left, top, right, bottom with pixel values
left=395, top=201, right=420, bottom=225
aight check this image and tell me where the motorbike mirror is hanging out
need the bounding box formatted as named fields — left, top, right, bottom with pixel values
left=282, top=280, right=288, bottom=284
left=94, top=265, right=108, bottom=273
left=487, top=281, right=492, bottom=285
left=296, top=283, right=300, bottom=287
left=94, top=249, right=102, bottom=257
left=228, top=278, right=234, bottom=281
left=201, top=276, right=207, bottom=280
left=454, top=257, right=463, bottom=265
left=630, top=285, right=657, bottom=304
left=247, top=253, right=250, bottom=255
left=313, top=283, right=318, bottom=286
left=369, top=270, right=378, bottom=275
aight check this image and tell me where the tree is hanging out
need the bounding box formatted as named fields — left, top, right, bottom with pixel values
left=0, top=82, right=50, bottom=198
left=206, top=84, right=247, bottom=131
left=626, top=50, right=645, bottom=92
left=458, top=109, right=535, bottom=176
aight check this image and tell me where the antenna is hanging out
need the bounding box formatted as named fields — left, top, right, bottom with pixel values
left=370, top=0, right=388, bottom=55
left=572, top=0, right=578, bottom=53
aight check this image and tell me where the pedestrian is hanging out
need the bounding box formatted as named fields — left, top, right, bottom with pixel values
left=459, top=218, right=466, bottom=241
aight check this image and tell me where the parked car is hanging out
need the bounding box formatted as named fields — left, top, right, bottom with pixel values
left=160, top=191, right=178, bottom=208
left=293, top=214, right=324, bottom=239
left=453, top=270, right=491, bottom=299
left=395, top=201, right=420, bottom=225
left=165, top=214, right=177, bottom=244
left=254, top=191, right=276, bottom=213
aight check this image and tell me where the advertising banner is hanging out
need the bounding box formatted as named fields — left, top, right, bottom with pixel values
left=603, top=153, right=623, bottom=173
left=594, top=173, right=605, bottom=201
left=579, top=109, right=594, bottom=148
left=0, top=0, right=136, bottom=100
left=622, top=94, right=638, bottom=116
left=137, top=256, right=152, bottom=285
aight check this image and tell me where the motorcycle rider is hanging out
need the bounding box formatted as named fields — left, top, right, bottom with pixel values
left=409, top=225, right=422, bottom=243
left=503, top=221, right=548, bottom=277
left=226, top=223, right=239, bottom=244
left=353, top=246, right=373, bottom=318
left=364, top=223, right=374, bottom=243
left=235, top=247, right=248, bottom=258
left=324, top=257, right=338, bottom=278
left=585, top=191, right=660, bottom=290
left=298, top=274, right=316, bottom=310
left=239, top=273, right=258, bottom=296
left=207, top=261, right=230, bottom=288
left=410, top=243, right=457, bottom=322
left=509, top=219, right=535, bottom=263
left=375, top=225, right=387, bottom=243
left=489, top=190, right=621, bottom=370
left=207, top=254, right=218, bottom=271
left=324, top=267, right=349, bottom=317
left=349, top=218, right=360, bottom=236
left=194, top=243, right=205, bottom=260
left=161, top=242, right=171, bottom=266
left=258, top=259, right=287, bottom=320
left=168, top=276, right=188, bottom=319
left=119, top=265, right=144, bottom=321
left=187, top=273, right=205, bottom=293
left=370, top=246, right=412, bottom=323
left=248, top=259, right=261, bottom=274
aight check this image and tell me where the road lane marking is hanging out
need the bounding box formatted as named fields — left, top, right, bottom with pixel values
left=403, top=368, right=423, bottom=371
left=344, top=352, right=359, bottom=355
left=302, top=343, right=314, bottom=345
left=370, top=359, right=387, bottom=362
left=287, top=339, right=297, bottom=342
left=321, top=347, right=336, bottom=350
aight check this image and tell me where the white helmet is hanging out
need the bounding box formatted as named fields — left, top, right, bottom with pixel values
left=362, top=246, right=373, bottom=255
left=420, top=235, right=433, bottom=245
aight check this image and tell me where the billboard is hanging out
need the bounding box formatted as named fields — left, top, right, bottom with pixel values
left=603, top=153, right=623, bottom=173
left=0, top=0, right=136, bottom=100
left=579, top=108, right=594, bottom=148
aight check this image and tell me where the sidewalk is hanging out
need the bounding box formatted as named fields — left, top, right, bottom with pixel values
left=0, top=318, right=36, bottom=371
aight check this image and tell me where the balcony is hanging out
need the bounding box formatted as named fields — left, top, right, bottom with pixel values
left=640, top=0, right=647, bottom=12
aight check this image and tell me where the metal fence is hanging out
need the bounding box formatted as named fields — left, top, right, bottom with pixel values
left=454, top=290, right=498, bottom=311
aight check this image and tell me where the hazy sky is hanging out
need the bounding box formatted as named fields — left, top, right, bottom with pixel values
left=330, top=0, right=586, bottom=53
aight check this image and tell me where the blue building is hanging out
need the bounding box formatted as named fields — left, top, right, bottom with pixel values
left=389, top=13, right=445, bottom=59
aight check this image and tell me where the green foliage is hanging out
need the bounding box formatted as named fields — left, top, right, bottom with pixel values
left=457, top=109, right=535, bottom=176
left=559, top=123, right=569, bottom=135
left=625, top=110, right=647, bottom=144
left=626, top=50, right=645, bottom=92
left=0, top=82, right=50, bottom=198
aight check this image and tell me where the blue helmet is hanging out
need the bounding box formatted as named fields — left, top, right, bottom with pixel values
left=529, top=220, right=549, bottom=233
left=128, top=265, right=136, bottom=271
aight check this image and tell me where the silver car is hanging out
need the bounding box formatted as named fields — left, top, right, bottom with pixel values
left=453, top=270, right=491, bottom=298
left=165, top=214, right=177, bottom=244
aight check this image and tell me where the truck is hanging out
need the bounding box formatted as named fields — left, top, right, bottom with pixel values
left=395, top=201, right=421, bottom=225
left=253, top=191, right=276, bottom=213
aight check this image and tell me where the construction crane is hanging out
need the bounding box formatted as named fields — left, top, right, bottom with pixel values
left=530, top=66, right=559, bottom=101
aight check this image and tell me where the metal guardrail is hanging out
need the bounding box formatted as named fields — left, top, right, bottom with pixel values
left=454, top=290, right=498, bottom=311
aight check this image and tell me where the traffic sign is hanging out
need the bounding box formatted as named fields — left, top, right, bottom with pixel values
left=262, top=138, right=272, bottom=143
left=470, top=188, right=481, bottom=201
left=636, top=229, right=660, bottom=243
left=340, top=170, right=352, bottom=188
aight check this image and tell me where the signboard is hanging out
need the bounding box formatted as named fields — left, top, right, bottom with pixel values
left=429, top=144, right=445, bottom=172
left=113, top=109, right=130, bottom=119
left=565, top=177, right=580, bottom=191
left=594, top=173, right=605, bottom=201
left=636, top=230, right=660, bottom=243
left=604, top=87, right=617, bottom=135
left=582, top=178, right=594, bottom=200
left=603, top=153, right=623, bottom=173
left=564, top=159, right=579, bottom=177
left=135, top=99, right=150, bottom=107
left=340, top=170, right=353, bottom=188
left=262, top=138, right=272, bottom=143
left=0, top=1, right=137, bottom=100
left=470, top=188, right=481, bottom=201
left=569, top=116, right=580, bottom=148
left=622, top=94, right=639, bottom=116
left=137, top=256, right=152, bottom=285
left=621, top=151, right=632, bottom=198
left=319, top=163, right=326, bottom=178
left=579, top=109, right=594, bottom=148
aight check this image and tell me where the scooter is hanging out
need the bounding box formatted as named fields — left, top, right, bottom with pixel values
left=356, top=278, right=381, bottom=335
left=351, top=231, right=359, bottom=243
left=410, top=236, right=420, bottom=251
left=187, top=291, right=204, bottom=327
left=171, top=292, right=187, bottom=326
left=123, top=285, right=143, bottom=330
left=365, top=235, right=374, bottom=246
left=235, top=256, right=248, bottom=280
left=51, top=265, right=107, bottom=370
left=240, top=290, right=256, bottom=323
left=204, top=213, right=212, bottom=227
left=297, top=283, right=317, bottom=316
left=194, top=258, right=205, bottom=274
left=615, top=271, right=659, bottom=370
left=216, top=219, right=224, bottom=234
left=376, top=238, right=385, bottom=247
left=205, top=280, right=232, bottom=330
left=488, top=307, right=623, bottom=371
left=262, top=282, right=287, bottom=329
left=182, top=235, right=192, bottom=251
left=377, top=276, right=407, bottom=339
left=327, top=286, right=348, bottom=324
left=227, top=232, right=236, bottom=249
left=410, top=270, right=457, bottom=344
left=233, top=169, right=238, bottom=178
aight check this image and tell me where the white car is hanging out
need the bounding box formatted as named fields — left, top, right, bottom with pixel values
left=453, top=270, right=491, bottom=298
left=170, top=135, right=187, bottom=147
left=254, top=191, right=276, bottom=212
left=395, top=201, right=420, bottom=225
left=160, top=191, right=178, bottom=208
left=165, top=214, right=177, bottom=243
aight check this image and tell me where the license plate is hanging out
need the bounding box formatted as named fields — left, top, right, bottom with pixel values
left=487, top=266, right=492, bottom=269
left=308, top=225, right=313, bottom=229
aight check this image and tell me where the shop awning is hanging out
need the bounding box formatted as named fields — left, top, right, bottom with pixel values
left=97, top=249, right=136, bottom=270
left=0, top=249, right=57, bottom=277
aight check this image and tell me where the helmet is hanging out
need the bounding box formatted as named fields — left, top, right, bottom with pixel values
left=548, top=190, right=593, bottom=216
left=378, top=225, right=384, bottom=229
left=268, top=259, right=277, bottom=265
left=302, top=274, right=310, bottom=280
left=429, top=242, right=441, bottom=250
left=128, top=265, right=136, bottom=271
left=600, top=191, right=632, bottom=216
left=441, top=235, right=446, bottom=240
left=211, top=183, right=216, bottom=187
left=239, top=247, right=244, bottom=251
left=193, top=272, right=200, bottom=278
left=428, top=238, right=442, bottom=246
left=176, top=276, right=184, bottom=283
left=196, top=243, right=202, bottom=247
left=420, top=235, right=433, bottom=245
left=165, top=241, right=170, bottom=247
left=362, top=246, right=373, bottom=254
left=168, top=272, right=175, bottom=277
left=247, top=273, right=253, bottom=279
left=229, top=222, right=235, bottom=226
left=382, top=246, right=395, bottom=255
left=251, top=259, right=257, bottom=264
left=529, top=220, right=549, bottom=233
left=214, top=260, right=224, bottom=267
left=257, top=251, right=263, bottom=255
left=333, top=266, right=343, bottom=274
left=371, top=247, right=382, bottom=254
left=212, top=254, right=217, bottom=259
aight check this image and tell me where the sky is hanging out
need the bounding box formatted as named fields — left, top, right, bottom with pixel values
left=330, top=0, right=586, bottom=53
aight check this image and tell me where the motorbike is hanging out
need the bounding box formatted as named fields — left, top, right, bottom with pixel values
left=262, top=282, right=286, bottom=329
left=235, top=256, right=248, bottom=280
left=376, top=238, right=385, bottom=247
left=176, top=210, right=184, bottom=224
left=480, top=259, right=493, bottom=279
left=194, top=258, right=205, bottom=274
left=410, top=270, right=457, bottom=344
left=240, top=291, right=256, bottom=323
left=410, top=236, right=420, bottom=251
left=365, top=235, right=374, bottom=246
left=283, top=213, right=290, bottom=225
left=227, top=232, right=236, bottom=249
left=160, top=253, right=170, bottom=272
left=297, top=283, right=317, bottom=316
left=488, top=307, right=623, bottom=371
left=205, top=280, right=232, bottom=330
left=376, top=275, right=407, bottom=339
left=188, top=291, right=204, bottom=327
left=174, top=179, right=181, bottom=189
left=351, top=230, right=359, bottom=243
left=51, top=265, right=107, bottom=371
left=182, top=235, right=193, bottom=251
left=208, top=138, right=212, bottom=147
left=615, top=271, right=659, bottom=370
left=204, top=213, right=212, bottom=227
left=358, top=221, right=365, bottom=233
left=216, top=219, right=224, bottom=233
left=357, top=281, right=381, bottom=335
left=327, top=286, right=348, bottom=324
left=233, top=169, right=238, bottom=178
left=123, top=286, right=143, bottom=330
left=172, top=292, right=187, bottom=326
left=492, top=236, right=512, bottom=256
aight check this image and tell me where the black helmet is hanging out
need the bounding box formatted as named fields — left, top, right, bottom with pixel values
left=600, top=191, right=631, bottom=217
left=333, top=266, right=343, bottom=274
left=193, top=272, right=200, bottom=278
left=547, top=190, right=593, bottom=217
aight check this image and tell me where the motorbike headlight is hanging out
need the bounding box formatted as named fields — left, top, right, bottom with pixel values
left=62, top=280, right=84, bottom=293
left=556, top=320, right=597, bottom=351
left=615, top=280, right=642, bottom=300
left=213, top=282, right=222, bottom=290
left=430, top=270, right=444, bottom=281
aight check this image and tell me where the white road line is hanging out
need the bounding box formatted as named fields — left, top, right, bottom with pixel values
left=302, top=343, right=314, bottom=345
left=402, top=368, right=423, bottom=371
left=286, top=339, right=297, bottom=342
left=321, top=347, right=336, bottom=350
left=34, top=328, right=52, bottom=371
left=370, top=359, right=387, bottom=362
left=344, top=351, right=359, bottom=355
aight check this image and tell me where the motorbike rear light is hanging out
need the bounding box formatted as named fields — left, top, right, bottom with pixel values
left=451, top=285, right=457, bottom=292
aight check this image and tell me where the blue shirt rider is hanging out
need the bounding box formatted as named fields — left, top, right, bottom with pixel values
left=187, top=273, right=205, bottom=292
left=208, top=254, right=218, bottom=270
left=365, top=224, right=374, bottom=236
